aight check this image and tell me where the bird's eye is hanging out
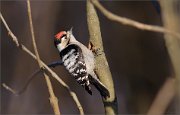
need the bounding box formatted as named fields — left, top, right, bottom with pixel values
left=61, top=34, right=66, bottom=39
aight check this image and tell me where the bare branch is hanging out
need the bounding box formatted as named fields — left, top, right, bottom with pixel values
left=2, top=83, right=17, bottom=95
left=90, top=0, right=180, bottom=39
left=147, top=78, right=176, bottom=115
left=27, top=0, right=41, bottom=67
left=87, top=1, right=118, bottom=115
left=160, top=0, right=180, bottom=113
left=2, top=68, right=42, bottom=95
left=0, top=13, right=19, bottom=46
left=27, top=1, right=60, bottom=114
left=0, top=12, right=84, bottom=115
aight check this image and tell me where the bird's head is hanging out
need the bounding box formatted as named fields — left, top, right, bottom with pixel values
left=54, top=28, right=74, bottom=52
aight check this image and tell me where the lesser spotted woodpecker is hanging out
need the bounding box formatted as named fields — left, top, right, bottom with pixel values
left=54, top=28, right=110, bottom=98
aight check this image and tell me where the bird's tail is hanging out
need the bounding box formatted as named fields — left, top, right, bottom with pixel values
left=89, top=75, right=110, bottom=99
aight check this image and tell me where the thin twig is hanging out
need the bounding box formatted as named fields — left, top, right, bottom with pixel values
left=147, top=78, right=176, bottom=115
left=27, top=1, right=60, bottom=115
left=90, top=0, right=180, bottom=39
left=2, top=83, right=17, bottom=95
left=0, top=14, right=19, bottom=47
left=2, top=69, right=42, bottom=95
left=0, top=12, right=84, bottom=115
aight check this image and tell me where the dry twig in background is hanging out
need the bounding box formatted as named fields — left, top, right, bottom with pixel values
left=160, top=0, right=180, bottom=113
left=87, top=1, right=118, bottom=115
left=147, top=78, right=176, bottom=115
left=27, top=0, right=60, bottom=114
left=90, top=0, right=180, bottom=114
left=0, top=12, right=84, bottom=115
left=91, top=0, right=180, bottom=39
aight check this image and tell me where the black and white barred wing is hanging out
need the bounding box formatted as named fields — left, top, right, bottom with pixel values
left=60, top=44, right=92, bottom=95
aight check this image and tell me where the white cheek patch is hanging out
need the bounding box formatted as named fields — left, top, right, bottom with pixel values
left=57, top=37, right=68, bottom=52
left=61, top=36, right=65, bottom=40
left=57, top=44, right=63, bottom=52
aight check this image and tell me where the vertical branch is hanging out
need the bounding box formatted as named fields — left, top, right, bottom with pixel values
left=87, top=1, right=118, bottom=115
left=160, top=0, right=180, bottom=113
left=27, top=1, right=60, bottom=115
left=147, top=78, right=176, bottom=115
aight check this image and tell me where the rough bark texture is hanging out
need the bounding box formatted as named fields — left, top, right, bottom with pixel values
left=87, top=1, right=118, bottom=115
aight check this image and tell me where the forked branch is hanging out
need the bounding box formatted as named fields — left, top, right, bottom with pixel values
left=27, top=0, right=60, bottom=114
left=0, top=12, right=84, bottom=115
left=90, top=0, right=180, bottom=39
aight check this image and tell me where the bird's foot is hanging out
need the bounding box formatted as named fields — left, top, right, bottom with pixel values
left=88, top=41, right=104, bottom=56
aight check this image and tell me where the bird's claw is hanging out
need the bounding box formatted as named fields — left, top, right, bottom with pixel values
left=88, top=42, right=103, bottom=56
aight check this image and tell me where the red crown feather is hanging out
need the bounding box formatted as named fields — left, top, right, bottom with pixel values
left=55, top=31, right=66, bottom=39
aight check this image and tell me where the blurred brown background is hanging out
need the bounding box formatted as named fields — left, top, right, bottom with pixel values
left=1, top=1, right=176, bottom=114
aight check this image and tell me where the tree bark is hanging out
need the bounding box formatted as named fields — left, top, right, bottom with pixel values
left=87, top=1, right=118, bottom=115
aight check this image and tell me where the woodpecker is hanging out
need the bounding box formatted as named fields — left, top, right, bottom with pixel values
left=54, top=28, right=110, bottom=98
